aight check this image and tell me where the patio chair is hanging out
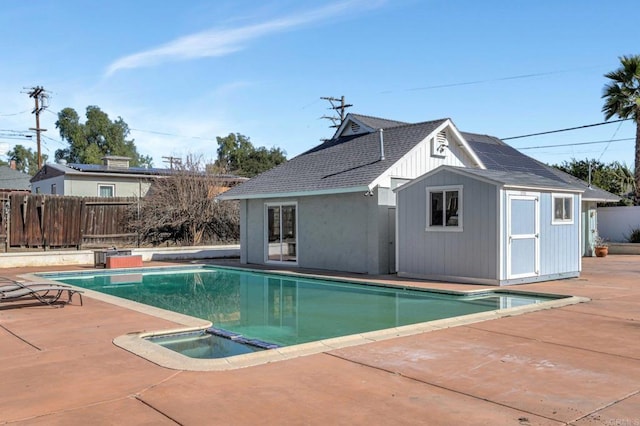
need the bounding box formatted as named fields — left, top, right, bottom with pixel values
left=0, top=282, right=83, bottom=307
left=0, top=278, right=71, bottom=293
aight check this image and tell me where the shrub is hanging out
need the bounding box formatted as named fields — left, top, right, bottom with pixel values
left=627, top=227, right=640, bottom=243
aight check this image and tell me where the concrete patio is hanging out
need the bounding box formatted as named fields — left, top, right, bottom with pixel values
left=0, top=256, right=639, bottom=425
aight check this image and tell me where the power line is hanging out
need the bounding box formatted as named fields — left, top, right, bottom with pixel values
left=130, top=128, right=219, bottom=142
left=0, top=109, right=30, bottom=117
left=597, top=120, right=624, bottom=162
left=380, top=65, right=604, bottom=94
left=519, top=137, right=633, bottom=150
left=502, top=118, right=632, bottom=140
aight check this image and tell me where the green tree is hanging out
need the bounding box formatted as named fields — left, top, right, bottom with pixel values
left=602, top=55, right=640, bottom=203
left=55, top=106, right=152, bottom=167
left=553, top=159, right=635, bottom=204
left=7, top=144, right=48, bottom=176
left=214, top=133, right=286, bottom=177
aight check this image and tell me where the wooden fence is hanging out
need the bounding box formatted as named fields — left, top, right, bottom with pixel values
left=0, top=193, right=138, bottom=251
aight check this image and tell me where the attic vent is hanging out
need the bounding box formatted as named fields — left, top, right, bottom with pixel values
left=350, top=122, right=361, bottom=133
left=431, top=130, right=449, bottom=158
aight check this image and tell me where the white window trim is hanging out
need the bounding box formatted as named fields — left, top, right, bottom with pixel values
left=98, top=183, right=115, bottom=197
left=264, top=201, right=298, bottom=265
left=425, top=185, right=463, bottom=232
left=551, top=193, right=574, bottom=225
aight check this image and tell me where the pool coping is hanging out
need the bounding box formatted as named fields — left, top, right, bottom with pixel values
left=21, top=265, right=590, bottom=372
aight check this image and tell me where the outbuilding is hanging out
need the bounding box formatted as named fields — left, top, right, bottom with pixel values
left=395, top=165, right=584, bottom=285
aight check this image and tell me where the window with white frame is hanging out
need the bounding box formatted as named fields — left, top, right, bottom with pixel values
left=51, top=183, right=57, bottom=195
left=552, top=194, right=573, bottom=224
left=98, top=184, right=115, bottom=197
left=426, top=185, right=463, bottom=231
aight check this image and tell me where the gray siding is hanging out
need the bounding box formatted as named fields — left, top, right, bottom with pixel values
left=396, top=170, right=499, bottom=281
left=244, top=192, right=390, bottom=274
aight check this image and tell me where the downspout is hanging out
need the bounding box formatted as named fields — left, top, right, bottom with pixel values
left=378, top=128, right=385, bottom=161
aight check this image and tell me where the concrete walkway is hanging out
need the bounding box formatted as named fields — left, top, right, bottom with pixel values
left=0, top=257, right=639, bottom=425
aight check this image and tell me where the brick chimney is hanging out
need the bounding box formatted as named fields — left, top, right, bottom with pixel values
left=9, top=160, right=16, bottom=170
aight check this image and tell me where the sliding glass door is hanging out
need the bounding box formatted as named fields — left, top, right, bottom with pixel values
left=266, top=203, right=297, bottom=263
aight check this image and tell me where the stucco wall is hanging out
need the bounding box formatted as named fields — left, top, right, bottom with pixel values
left=597, top=205, right=640, bottom=242
left=65, top=176, right=152, bottom=197
left=244, top=192, right=391, bottom=274
left=32, top=175, right=65, bottom=195
left=33, top=175, right=152, bottom=197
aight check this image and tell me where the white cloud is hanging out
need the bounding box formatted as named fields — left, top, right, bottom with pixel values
left=105, top=0, right=382, bottom=76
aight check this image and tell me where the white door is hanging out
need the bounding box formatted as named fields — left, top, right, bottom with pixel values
left=507, top=193, right=539, bottom=279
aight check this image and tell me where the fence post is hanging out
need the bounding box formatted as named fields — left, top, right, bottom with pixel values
left=39, top=197, right=46, bottom=251
left=3, top=198, right=8, bottom=253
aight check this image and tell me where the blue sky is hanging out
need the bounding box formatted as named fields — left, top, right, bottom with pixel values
left=0, top=0, right=637, bottom=169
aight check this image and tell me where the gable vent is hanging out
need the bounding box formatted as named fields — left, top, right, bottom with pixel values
left=431, top=130, right=449, bottom=158
left=350, top=122, right=361, bottom=133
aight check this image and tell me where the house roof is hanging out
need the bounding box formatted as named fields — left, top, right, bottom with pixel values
left=0, top=166, right=31, bottom=191
left=219, top=113, right=621, bottom=202
left=343, top=114, right=408, bottom=131
left=220, top=117, right=452, bottom=199
left=463, top=132, right=620, bottom=202
left=30, top=162, right=247, bottom=185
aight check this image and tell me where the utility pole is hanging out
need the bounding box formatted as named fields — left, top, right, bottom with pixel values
left=26, top=86, right=49, bottom=169
left=320, top=96, right=352, bottom=129
left=162, top=156, right=182, bottom=170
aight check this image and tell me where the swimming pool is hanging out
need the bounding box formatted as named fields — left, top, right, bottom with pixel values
left=44, top=265, right=563, bottom=355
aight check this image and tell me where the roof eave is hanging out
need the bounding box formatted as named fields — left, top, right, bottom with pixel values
left=502, top=184, right=584, bottom=193
left=217, top=185, right=371, bottom=201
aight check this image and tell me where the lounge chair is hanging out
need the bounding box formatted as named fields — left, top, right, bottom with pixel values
left=0, top=282, right=83, bottom=307
left=0, top=278, right=71, bottom=293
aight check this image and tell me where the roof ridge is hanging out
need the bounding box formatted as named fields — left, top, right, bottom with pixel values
left=349, top=113, right=408, bottom=123
left=382, top=117, right=449, bottom=131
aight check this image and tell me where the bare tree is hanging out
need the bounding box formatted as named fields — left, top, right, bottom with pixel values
left=129, top=155, right=239, bottom=246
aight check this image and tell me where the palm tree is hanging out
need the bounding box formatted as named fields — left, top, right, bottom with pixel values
left=602, top=55, right=640, bottom=204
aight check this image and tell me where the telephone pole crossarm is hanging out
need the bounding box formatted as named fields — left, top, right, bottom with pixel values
left=26, top=86, right=49, bottom=170
left=320, top=95, right=352, bottom=130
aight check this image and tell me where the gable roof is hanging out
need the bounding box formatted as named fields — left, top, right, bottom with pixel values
left=334, top=113, right=408, bottom=137
left=463, top=132, right=620, bottom=202
left=396, top=165, right=583, bottom=194
left=0, top=166, right=31, bottom=191
left=220, top=113, right=620, bottom=202
left=220, top=118, right=459, bottom=199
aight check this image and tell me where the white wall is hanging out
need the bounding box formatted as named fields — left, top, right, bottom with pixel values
left=597, top=206, right=640, bottom=242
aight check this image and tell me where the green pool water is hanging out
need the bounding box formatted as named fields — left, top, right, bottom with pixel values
left=46, top=266, right=556, bottom=347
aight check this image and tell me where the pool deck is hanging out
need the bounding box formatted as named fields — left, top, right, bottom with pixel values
left=1, top=257, right=639, bottom=425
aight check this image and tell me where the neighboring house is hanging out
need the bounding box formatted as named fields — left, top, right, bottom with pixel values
left=30, top=156, right=247, bottom=197
left=0, top=162, right=31, bottom=195
left=218, top=113, right=618, bottom=277
left=395, top=166, right=583, bottom=285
